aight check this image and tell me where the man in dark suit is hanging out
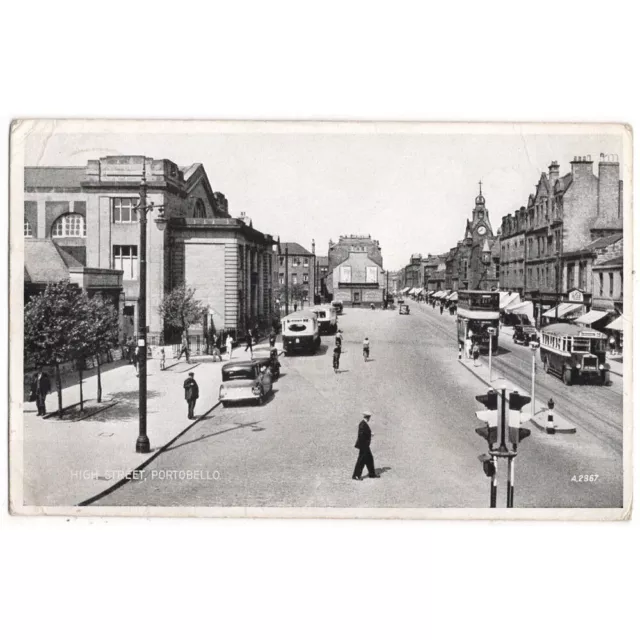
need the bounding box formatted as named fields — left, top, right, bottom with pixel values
left=31, top=368, right=51, bottom=416
left=183, top=372, right=199, bottom=420
left=353, top=410, right=379, bottom=480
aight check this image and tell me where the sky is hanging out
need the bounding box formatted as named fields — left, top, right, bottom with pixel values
left=22, top=122, right=626, bottom=271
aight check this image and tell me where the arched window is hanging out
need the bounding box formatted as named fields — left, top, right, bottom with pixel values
left=24, top=218, right=33, bottom=238
left=52, top=213, right=86, bottom=238
left=193, top=199, right=206, bottom=218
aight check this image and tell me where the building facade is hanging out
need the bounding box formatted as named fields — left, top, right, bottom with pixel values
left=499, top=155, right=624, bottom=325
left=25, top=156, right=275, bottom=343
left=327, top=235, right=384, bottom=307
left=274, top=241, right=317, bottom=310
left=444, top=184, right=499, bottom=292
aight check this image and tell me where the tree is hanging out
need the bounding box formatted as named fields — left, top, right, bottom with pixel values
left=158, top=286, right=208, bottom=356
left=86, top=294, right=120, bottom=403
left=24, top=282, right=85, bottom=415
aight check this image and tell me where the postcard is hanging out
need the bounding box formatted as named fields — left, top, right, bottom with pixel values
left=8, top=120, right=633, bottom=519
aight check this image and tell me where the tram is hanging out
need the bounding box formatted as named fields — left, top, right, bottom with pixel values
left=456, top=290, right=500, bottom=354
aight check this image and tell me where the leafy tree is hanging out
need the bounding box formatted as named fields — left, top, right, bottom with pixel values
left=158, top=286, right=208, bottom=357
left=24, top=282, right=85, bottom=414
left=86, top=294, right=120, bottom=403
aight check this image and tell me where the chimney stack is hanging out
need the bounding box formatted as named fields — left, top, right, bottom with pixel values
left=312, top=239, right=315, bottom=254
left=548, top=160, right=560, bottom=184
left=570, top=155, right=594, bottom=179
left=595, top=153, right=621, bottom=229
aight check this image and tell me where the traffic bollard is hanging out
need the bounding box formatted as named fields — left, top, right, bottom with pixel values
left=546, top=398, right=555, bottom=434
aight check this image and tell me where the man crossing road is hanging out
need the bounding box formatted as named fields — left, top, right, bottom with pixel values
left=183, top=372, right=199, bottom=420
left=352, top=410, right=378, bottom=480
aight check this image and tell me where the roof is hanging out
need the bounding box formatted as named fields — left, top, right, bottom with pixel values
left=180, top=164, right=200, bottom=181
left=316, top=256, right=329, bottom=267
left=280, top=242, right=313, bottom=256
left=24, top=239, right=83, bottom=283
left=25, top=167, right=85, bottom=189
left=585, top=233, right=623, bottom=251
left=541, top=322, right=606, bottom=339
left=554, top=173, right=573, bottom=194
left=593, top=256, right=623, bottom=268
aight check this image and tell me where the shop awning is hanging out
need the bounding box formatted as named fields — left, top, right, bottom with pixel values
left=504, top=300, right=535, bottom=323
left=605, top=316, right=623, bottom=332
left=543, top=303, right=583, bottom=319
left=448, top=291, right=458, bottom=302
left=401, top=287, right=410, bottom=293
left=499, top=292, right=520, bottom=310
left=575, top=310, right=609, bottom=326
left=433, top=291, right=445, bottom=298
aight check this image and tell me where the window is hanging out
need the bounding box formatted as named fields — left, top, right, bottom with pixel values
left=609, top=273, right=614, bottom=296
left=291, top=257, right=300, bottom=267
left=279, top=256, right=285, bottom=267
left=113, top=245, right=138, bottom=280
left=366, top=266, right=378, bottom=283
left=303, top=258, right=309, bottom=267
left=339, top=266, right=352, bottom=283
left=303, top=274, right=309, bottom=283
left=193, top=199, right=206, bottom=218
left=24, top=218, right=33, bottom=237
left=292, top=274, right=298, bottom=285
left=113, top=198, right=138, bottom=223
left=52, top=213, right=86, bottom=237
left=279, top=273, right=284, bottom=285
left=599, top=273, right=604, bottom=296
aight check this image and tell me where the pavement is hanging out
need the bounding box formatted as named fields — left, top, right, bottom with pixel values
left=20, top=343, right=274, bottom=507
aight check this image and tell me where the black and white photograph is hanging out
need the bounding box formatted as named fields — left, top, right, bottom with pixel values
left=8, top=120, right=632, bottom=517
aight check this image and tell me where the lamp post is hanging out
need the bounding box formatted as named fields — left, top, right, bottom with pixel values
left=529, top=339, right=540, bottom=417
left=133, top=172, right=166, bottom=454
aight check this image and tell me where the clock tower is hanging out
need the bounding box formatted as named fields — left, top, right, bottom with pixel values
left=470, top=180, right=493, bottom=239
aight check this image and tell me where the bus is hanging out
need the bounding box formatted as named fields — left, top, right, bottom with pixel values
left=281, top=312, right=321, bottom=356
left=457, top=290, right=500, bottom=354
left=539, top=323, right=610, bottom=386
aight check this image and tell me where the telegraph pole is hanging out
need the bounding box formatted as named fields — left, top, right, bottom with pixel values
left=284, top=247, right=289, bottom=316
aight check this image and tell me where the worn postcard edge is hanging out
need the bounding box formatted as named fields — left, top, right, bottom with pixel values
left=7, top=119, right=634, bottom=520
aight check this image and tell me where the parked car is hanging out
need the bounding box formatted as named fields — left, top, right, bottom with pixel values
left=219, top=360, right=273, bottom=407
left=513, top=324, right=538, bottom=346
left=399, top=304, right=410, bottom=315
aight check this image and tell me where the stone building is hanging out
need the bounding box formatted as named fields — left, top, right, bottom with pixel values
left=24, top=156, right=275, bottom=343
left=274, top=241, right=317, bottom=310
left=327, top=235, right=384, bottom=307
left=499, top=207, right=527, bottom=294
left=403, top=254, right=425, bottom=291
left=510, top=155, right=623, bottom=324
left=444, top=183, right=499, bottom=292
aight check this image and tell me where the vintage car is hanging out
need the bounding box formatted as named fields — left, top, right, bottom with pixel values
left=399, top=304, right=410, bottom=315
left=219, top=360, right=273, bottom=407
left=331, top=300, right=344, bottom=315
left=397, top=297, right=404, bottom=304
left=512, top=324, right=538, bottom=346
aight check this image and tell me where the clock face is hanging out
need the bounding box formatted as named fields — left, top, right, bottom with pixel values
left=477, top=225, right=487, bottom=235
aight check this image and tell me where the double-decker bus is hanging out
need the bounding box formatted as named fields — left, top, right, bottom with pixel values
left=456, top=290, right=500, bottom=354
left=539, top=323, right=610, bottom=386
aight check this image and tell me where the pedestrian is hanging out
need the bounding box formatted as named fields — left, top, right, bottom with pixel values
left=352, top=410, right=378, bottom=480
left=226, top=333, right=234, bottom=361
left=132, top=345, right=140, bottom=376
left=335, top=329, right=343, bottom=350
left=269, top=329, right=277, bottom=348
left=245, top=329, right=254, bottom=357
left=333, top=346, right=341, bottom=373
left=160, top=347, right=166, bottom=370
left=293, top=302, right=298, bottom=312
left=183, top=372, right=199, bottom=420
left=30, top=368, right=51, bottom=416
left=211, top=343, right=222, bottom=362
left=177, top=335, right=189, bottom=362
left=440, top=303, right=444, bottom=315
left=362, top=337, right=370, bottom=362
left=465, top=335, right=473, bottom=359
left=472, top=342, right=480, bottom=367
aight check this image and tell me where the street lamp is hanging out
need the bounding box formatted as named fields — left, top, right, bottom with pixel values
left=133, top=172, right=166, bottom=454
